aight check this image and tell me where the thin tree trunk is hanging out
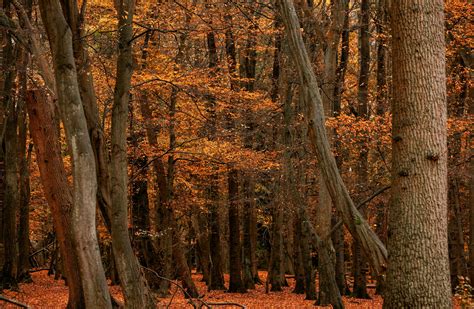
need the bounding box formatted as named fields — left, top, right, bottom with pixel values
left=376, top=0, right=388, bottom=115
left=228, top=169, right=245, bottom=293
left=352, top=0, right=370, bottom=299
left=269, top=196, right=285, bottom=292
left=3, top=89, right=19, bottom=290
left=109, top=1, right=156, bottom=307
left=38, top=1, right=111, bottom=306
left=17, top=69, right=32, bottom=283
left=317, top=1, right=345, bottom=307
left=206, top=31, right=226, bottom=291
left=292, top=210, right=305, bottom=294
left=383, top=1, right=451, bottom=307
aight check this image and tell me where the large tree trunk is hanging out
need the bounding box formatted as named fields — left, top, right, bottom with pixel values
left=383, top=1, right=451, bottom=307
left=37, top=1, right=111, bottom=307
left=26, top=90, right=85, bottom=308
left=109, top=1, right=156, bottom=307
left=277, top=0, right=387, bottom=274
left=59, top=0, right=113, bottom=231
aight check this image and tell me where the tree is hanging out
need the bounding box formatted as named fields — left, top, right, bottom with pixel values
left=110, top=0, right=156, bottom=307
left=38, top=0, right=111, bottom=306
left=277, top=0, right=387, bottom=274
left=383, top=0, right=451, bottom=307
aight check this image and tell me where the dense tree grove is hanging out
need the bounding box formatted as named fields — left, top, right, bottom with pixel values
left=0, top=0, right=471, bottom=308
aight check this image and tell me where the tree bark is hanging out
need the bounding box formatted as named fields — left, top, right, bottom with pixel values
left=38, top=1, right=111, bottom=306
left=1, top=5, right=19, bottom=287
left=352, top=0, right=370, bottom=299
left=109, top=1, right=156, bottom=307
left=316, top=0, right=345, bottom=307
left=17, top=57, right=31, bottom=283
left=228, top=169, right=245, bottom=293
left=26, top=90, right=85, bottom=308
left=206, top=31, right=226, bottom=291
left=59, top=0, right=113, bottom=231
left=384, top=1, right=451, bottom=307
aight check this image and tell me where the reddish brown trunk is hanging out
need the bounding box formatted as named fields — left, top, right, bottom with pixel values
left=26, top=90, right=85, bottom=308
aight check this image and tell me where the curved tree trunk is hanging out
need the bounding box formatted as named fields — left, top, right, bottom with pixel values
left=26, top=90, right=85, bottom=308
left=110, top=1, right=156, bottom=307
left=384, top=1, right=451, bottom=307
left=38, top=1, right=111, bottom=306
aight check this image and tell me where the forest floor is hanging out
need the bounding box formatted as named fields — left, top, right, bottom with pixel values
left=2, top=270, right=385, bottom=308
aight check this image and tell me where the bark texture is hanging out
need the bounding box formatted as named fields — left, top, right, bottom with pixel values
left=38, top=1, right=111, bottom=306
left=384, top=1, right=451, bottom=307
left=110, top=0, right=156, bottom=307
left=26, top=90, right=85, bottom=308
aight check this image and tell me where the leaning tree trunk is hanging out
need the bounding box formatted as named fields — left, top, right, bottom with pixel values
left=110, top=0, right=156, bottom=307
left=26, top=90, right=85, bottom=308
left=38, top=1, right=111, bottom=307
left=277, top=0, right=387, bottom=274
left=383, top=1, right=451, bottom=307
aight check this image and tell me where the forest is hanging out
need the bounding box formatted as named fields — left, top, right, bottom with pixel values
left=0, top=0, right=472, bottom=308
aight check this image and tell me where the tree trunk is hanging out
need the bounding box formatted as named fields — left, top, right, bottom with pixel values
left=352, top=0, right=370, bottom=299
left=228, top=169, right=245, bottom=293
left=242, top=177, right=257, bottom=289
left=277, top=0, right=387, bottom=274
left=384, top=1, right=451, bottom=307
left=2, top=89, right=19, bottom=290
left=26, top=90, right=85, bottom=308
left=269, top=197, right=285, bottom=292
left=206, top=31, right=226, bottom=291
left=17, top=77, right=32, bottom=283
left=317, top=1, right=345, bottom=307
left=292, top=211, right=305, bottom=294
left=109, top=1, right=156, bottom=307
left=191, top=210, right=211, bottom=284
left=38, top=1, right=111, bottom=306
left=376, top=0, right=388, bottom=115
left=1, top=9, right=19, bottom=287
left=59, top=0, right=113, bottom=231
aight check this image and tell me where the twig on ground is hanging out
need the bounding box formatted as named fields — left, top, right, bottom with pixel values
left=141, top=266, right=247, bottom=308
left=0, top=294, right=31, bottom=308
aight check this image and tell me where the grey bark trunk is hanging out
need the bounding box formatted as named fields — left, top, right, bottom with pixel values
left=38, top=1, right=111, bottom=306
left=384, top=1, right=451, bottom=307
